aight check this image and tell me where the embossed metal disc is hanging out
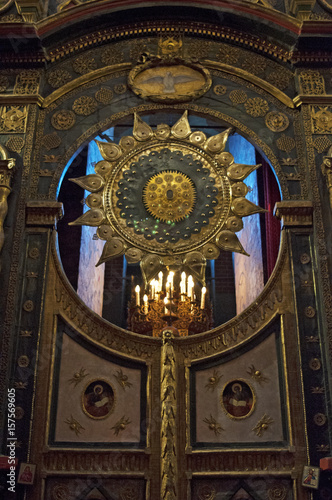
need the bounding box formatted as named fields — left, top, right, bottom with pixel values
left=104, top=142, right=232, bottom=256
left=142, top=170, right=196, bottom=222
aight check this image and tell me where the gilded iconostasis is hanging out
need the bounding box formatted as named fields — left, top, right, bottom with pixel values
left=0, top=1, right=332, bottom=500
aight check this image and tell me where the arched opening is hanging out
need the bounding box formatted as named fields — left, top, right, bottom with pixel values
left=57, top=111, right=281, bottom=331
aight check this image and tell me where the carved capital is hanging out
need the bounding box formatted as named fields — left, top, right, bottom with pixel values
left=289, top=0, right=316, bottom=20
left=274, top=201, right=313, bottom=227
left=15, top=0, right=45, bottom=22
left=26, top=201, right=63, bottom=227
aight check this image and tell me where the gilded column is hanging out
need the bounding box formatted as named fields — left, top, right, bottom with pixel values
left=161, top=328, right=178, bottom=500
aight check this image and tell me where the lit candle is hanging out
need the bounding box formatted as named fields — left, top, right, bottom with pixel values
left=200, top=286, right=206, bottom=309
left=150, top=279, right=156, bottom=300
left=169, top=271, right=174, bottom=295
left=143, top=294, right=148, bottom=314
left=187, top=275, right=194, bottom=302
left=158, top=271, right=163, bottom=292
left=135, top=285, right=140, bottom=307
left=163, top=296, right=168, bottom=315
left=166, top=279, right=171, bottom=299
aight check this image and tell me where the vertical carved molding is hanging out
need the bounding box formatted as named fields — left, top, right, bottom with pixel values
left=0, top=146, right=15, bottom=260
left=322, top=147, right=332, bottom=210
left=161, top=328, right=178, bottom=500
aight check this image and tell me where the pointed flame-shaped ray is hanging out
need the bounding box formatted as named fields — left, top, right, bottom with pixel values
left=69, top=208, right=105, bottom=227
left=69, top=174, right=104, bottom=192
left=96, top=140, right=122, bottom=161
left=227, top=163, right=261, bottom=182
left=141, top=253, right=163, bottom=286
left=205, top=127, right=234, bottom=154
left=216, top=230, right=249, bottom=256
left=232, top=198, right=267, bottom=217
left=171, top=110, right=191, bottom=139
left=183, top=251, right=206, bottom=285
left=133, top=113, right=153, bottom=141
left=96, top=238, right=124, bottom=266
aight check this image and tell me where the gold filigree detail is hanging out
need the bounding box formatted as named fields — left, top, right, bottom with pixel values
left=309, top=357, right=321, bottom=371
left=0, top=14, right=23, bottom=22
left=72, top=55, right=97, bottom=75
left=42, top=132, right=61, bottom=151
left=113, top=369, right=133, bottom=390
left=17, top=355, right=29, bottom=368
left=52, top=484, right=70, bottom=500
left=213, top=84, right=227, bottom=96
left=67, top=367, right=89, bottom=387
left=197, top=485, right=216, bottom=500
left=252, top=414, right=274, bottom=436
left=111, top=415, right=132, bottom=435
left=120, top=486, right=137, bottom=500
left=313, top=136, right=331, bottom=153
left=14, top=381, right=27, bottom=389
left=114, top=83, right=127, bottom=94
left=43, top=154, right=61, bottom=163
left=101, top=47, right=125, bottom=66
left=265, top=111, right=289, bottom=132
left=241, top=54, right=266, bottom=75
left=311, top=106, right=332, bottom=134
left=266, top=69, right=292, bottom=90
left=6, top=137, right=25, bottom=153
left=316, top=444, right=330, bottom=453
left=203, top=415, right=224, bottom=435
left=0, top=75, right=9, bottom=92
left=14, top=70, right=40, bottom=95
left=244, top=97, right=269, bottom=117
left=217, top=44, right=239, bottom=65
left=268, top=483, right=287, bottom=500
left=299, top=70, right=325, bottom=95
left=311, top=386, right=325, bottom=394
left=72, top=96, right=98, bottom=116
left=0, top=106, right=27, bottom=133
left=47, top=69, right=72, bottom=89
left=143, top=170, right=196, bottom=222
left=247, top=364, right=269, bottom=385
left=51, top=110, right=76, bottom=130
left=95, top=87, right=113, bottom=104
left=229, top=90, right=247, bottom=105
left=205, top=370, right=222, bottom=391
left=314, top=413, right=327, bottom=426
left=64, top=415, right=85, bottom=436
left=159, top=36, right=182, bottom=56
left=186, top=39, right=210, bottom=59
left=276, top=134, right=295, bottom=153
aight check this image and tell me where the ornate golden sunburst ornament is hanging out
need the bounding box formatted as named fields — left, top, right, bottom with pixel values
left=69, top=111, right=265, bottom=285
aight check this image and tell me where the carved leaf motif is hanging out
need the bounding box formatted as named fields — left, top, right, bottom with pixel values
left=216, top=230, right=249, bottom=255
left=231, top=197, right=267, bottom=217
left=69, top=209, right=105, bottom=227
left=96, top=140, right=122, bottom=161
left=227, top=163, right=261, bottom=181
left=69, top=174, right=104, bottom=192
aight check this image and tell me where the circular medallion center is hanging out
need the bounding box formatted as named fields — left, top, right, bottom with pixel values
left=142, top=170, right=196, bottom=223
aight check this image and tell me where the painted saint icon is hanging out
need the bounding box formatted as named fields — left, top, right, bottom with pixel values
left=221, top=380, right=254, bottom=419
left=82, top=380, right=115, bottom=419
